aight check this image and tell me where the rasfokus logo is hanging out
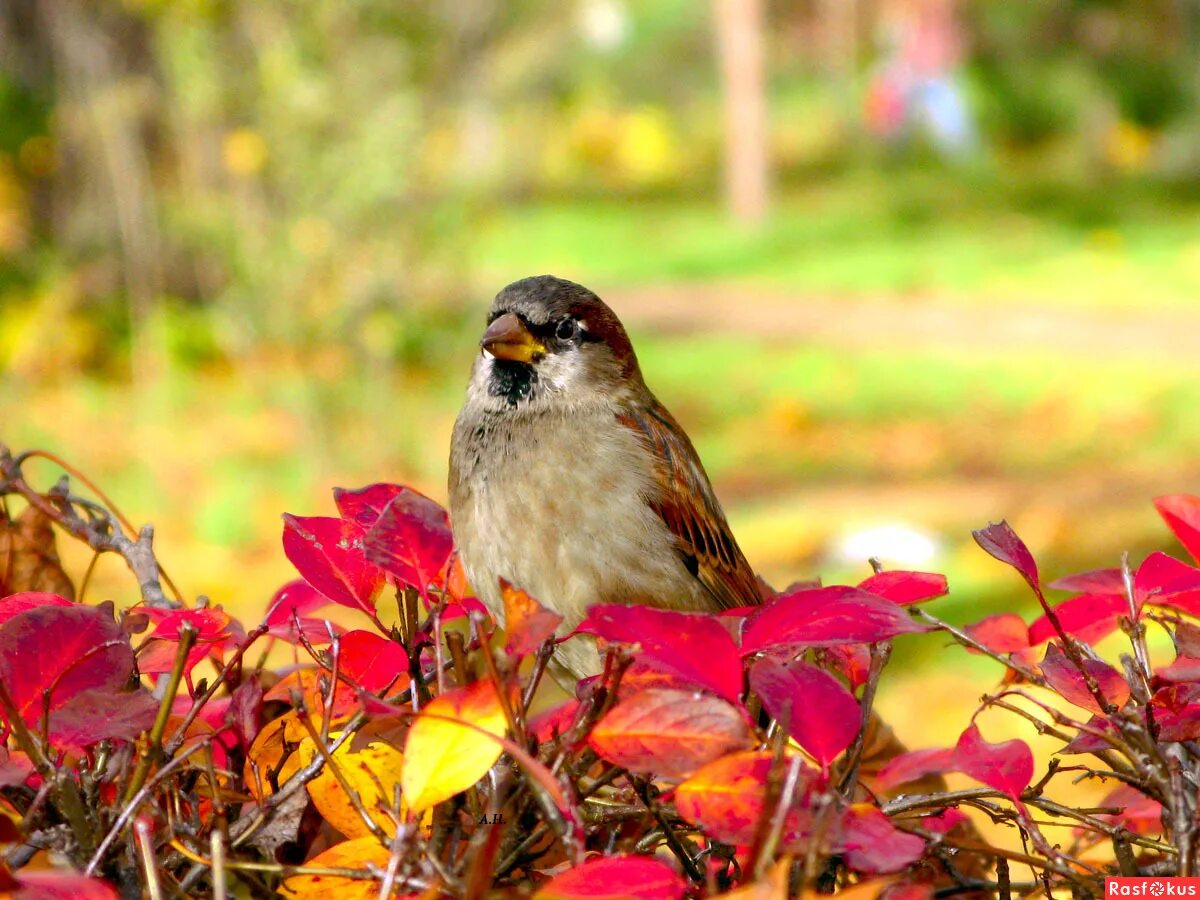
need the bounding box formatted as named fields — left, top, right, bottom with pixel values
left=1107, top=879, right=1200, bottom=896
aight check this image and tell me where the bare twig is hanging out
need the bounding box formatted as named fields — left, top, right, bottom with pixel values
left=126, top=622, right=197, bottom=803
left=0, top=445, right=179, bottom=608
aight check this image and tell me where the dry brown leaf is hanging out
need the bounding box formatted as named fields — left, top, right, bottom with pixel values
left=0, top=505, right=74, bottom=600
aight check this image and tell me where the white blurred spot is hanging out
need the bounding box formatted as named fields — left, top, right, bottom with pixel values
left=833, top=523, right=941, bottom=568
left=578, top=0, right=630, bottom=51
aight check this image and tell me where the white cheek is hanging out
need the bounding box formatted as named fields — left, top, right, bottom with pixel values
left=537, top=354, right=582, bottom=393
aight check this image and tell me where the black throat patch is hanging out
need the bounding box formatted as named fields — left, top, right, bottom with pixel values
left=487, top=360, right=537, bottom=407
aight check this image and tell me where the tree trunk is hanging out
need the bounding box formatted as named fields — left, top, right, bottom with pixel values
left=713, top=0, right=769, bottom=225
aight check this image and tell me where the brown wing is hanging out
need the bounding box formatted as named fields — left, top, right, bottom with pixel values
left=619, top=400, right=762, bottom=611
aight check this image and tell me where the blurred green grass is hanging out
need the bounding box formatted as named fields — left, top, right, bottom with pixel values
left=475, top=171, right=1200, bottom=307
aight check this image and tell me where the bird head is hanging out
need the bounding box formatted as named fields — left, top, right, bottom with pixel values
left=470, top=275, right=644, bottom=411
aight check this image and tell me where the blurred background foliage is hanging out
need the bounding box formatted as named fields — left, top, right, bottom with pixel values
left=4, top=0, right=1200, bottom=736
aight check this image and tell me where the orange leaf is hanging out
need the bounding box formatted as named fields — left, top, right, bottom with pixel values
left=264, top=669, right=361, bottom=726
left=501, top=579, right=563, bottom=658
left=589, top=689, right=754, bottom=778
left=401, top=679, right=507, bottom=813
left=675, top=750, right=817, bottom=846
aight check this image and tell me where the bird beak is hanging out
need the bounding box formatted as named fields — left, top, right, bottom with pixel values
left=480, top=312, right=546, bottom=363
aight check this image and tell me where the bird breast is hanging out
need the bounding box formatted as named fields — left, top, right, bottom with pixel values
left=449, top=404, right=710, bottom=637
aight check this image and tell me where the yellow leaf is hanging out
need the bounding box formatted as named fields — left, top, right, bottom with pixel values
left=277, top=836, right=390, bottom=899
left=307, top=728, right=406, bottom=838
left=401, top=680, right=507, bottom=813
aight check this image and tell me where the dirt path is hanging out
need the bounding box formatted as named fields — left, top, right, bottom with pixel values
left=610, top=284, right=1200, bottom=361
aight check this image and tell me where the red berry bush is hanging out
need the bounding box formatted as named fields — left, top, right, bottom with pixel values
left=0, top=443, right=1198, bottom=897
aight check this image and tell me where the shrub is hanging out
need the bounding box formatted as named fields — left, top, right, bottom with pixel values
left=0, top=443, right=1197, bottom=897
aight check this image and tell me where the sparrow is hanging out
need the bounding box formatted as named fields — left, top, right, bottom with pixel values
left=448, top=275, right=760, bottom=680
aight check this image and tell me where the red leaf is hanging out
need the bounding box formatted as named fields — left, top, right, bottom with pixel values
left=1028, top=594, right=1128, bottom=646
left=1061, top=716, right=1119, bottom=755
left=857, top=571, right=948, bottom=605
left=875, top=748, right=956, bottom=792
left=9, top=871, right=119, bottom=900
left=0, top=749, right=33, bottom=788
left=1155, top=495, right=1200, bottom=565
left=137, top=640, right=215, bottom=678
left=1135, top=552, right=1200, bottom=613
left=618, top=660, right=709, bottom=698
left=837, top=804, right=925, bottom=874
left=0, top=605, right=134, bottom=729
left=228, top=678, right=263, bottom=748
left=140, top=608, right=240, bottom=677
left=1048, top=568, right=1124, bottom=595
left=334, top=483, right=405, bottom=529
left=1154, top=706, right=1200, bottom=742
left=742, top=586, right=927, bottom=654
left=529, top=699, right=580, bottom=743
left=589, top=689, right=754, bottom=778
left=577, top=605, right=743, bottom=704
left=144, top=607, right=237, bottom=643
left=1150, top=685, right=1200, bottom=742
left=820, top=644, right=873, bottom=689
left=1158, top=656, right=1200, bottom=683
left=282, top=514, right=384, bottom=613
left=1039, top=643, right=1129, bottom=714
left=953, top=723, right=1032, bottom=799
left=337, top=630, right=410, bottom=695
left=917, top=807, right=971, bottom=835
left=501, top=580, right=563, bottom=658
left=362, top=489, right=453, bottom=604
left=0, top=592, right=73, bottom=626
left=535, top=855, right=687, bottom=900
left=265, top=579, right=329, bottom=623
left=972, top=521, right=1039, bottom=590
left=1096, top=784, right=1162, bottom=836
left=750, top=659, right=859, bottom=767
left=47, top=688, right=158, bottom=749
left=438, top=595, right=491, bottom=622
left=963, top=613, right=1029, bottom=654
left=264, top=580, right=337, bottom=644
left=675, top=751, right=817, bottom=846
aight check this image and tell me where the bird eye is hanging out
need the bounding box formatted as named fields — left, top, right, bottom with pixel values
left=555, top=317, right=579, bottom=342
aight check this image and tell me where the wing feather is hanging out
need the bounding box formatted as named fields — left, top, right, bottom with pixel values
left=619, top=401, right=761, bottom=610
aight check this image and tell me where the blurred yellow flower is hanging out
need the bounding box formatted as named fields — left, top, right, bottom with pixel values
left=560, top=104, right=680, bottom=188
left=222, top=128, right=268, bottom=176
left=1105, top=120, right=1153, bottom=170
left=613, top=106, right=678, bottom=187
